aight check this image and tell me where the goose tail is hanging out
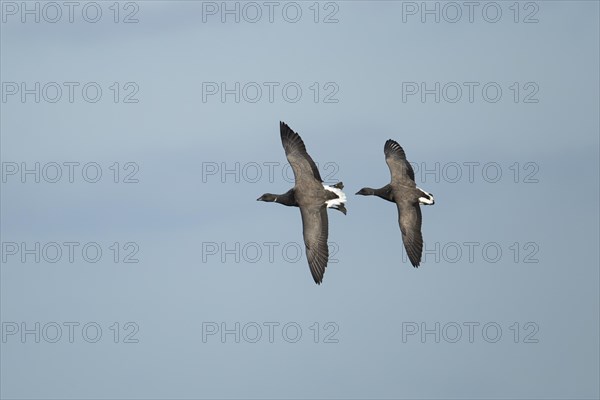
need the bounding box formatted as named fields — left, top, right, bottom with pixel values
left=324, top=183, right=347, bottom=215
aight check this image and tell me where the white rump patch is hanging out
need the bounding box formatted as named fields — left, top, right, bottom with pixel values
left=323, top=184, right=347, bottom=208
left=417, top=186, right=435, bottom=205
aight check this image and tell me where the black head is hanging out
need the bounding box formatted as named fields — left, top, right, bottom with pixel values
left=355, top=188, right=374, bottom=196
left=257, top=193, right=277, bottom=202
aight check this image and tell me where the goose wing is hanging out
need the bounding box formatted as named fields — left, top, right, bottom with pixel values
left=384, top=139, right=416, bottom=186
left=280, top=121, right=322, bottom=183
left=397, top=201, right=423, bottom=267
left=299, top=205, right=329, bottom=284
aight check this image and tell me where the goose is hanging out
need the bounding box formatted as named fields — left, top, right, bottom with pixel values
left=257, top=122, right=347, bottom=284
left=356, top=139, right=434, bottom=267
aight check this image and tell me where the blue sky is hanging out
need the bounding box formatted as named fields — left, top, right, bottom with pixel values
left=1, top=1, right=599, bottom=399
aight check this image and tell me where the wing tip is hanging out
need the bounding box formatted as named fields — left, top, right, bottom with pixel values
left=408, top=253, right=421, bottom=268
left=280, top=121, right=300, bottom=143
left=403, top=232, right=423, bottom=268
left=280, top=121, right=292, bottom=136
left=310, top=265, right=325, bottom=285
left=384, top=139, right=403, bottom=155
left=307, top=242, right=328, bottom=285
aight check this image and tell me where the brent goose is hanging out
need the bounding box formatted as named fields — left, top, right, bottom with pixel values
left=257, top=122, right=347, bottom=284
left=356, top=140, right=434, bottom=267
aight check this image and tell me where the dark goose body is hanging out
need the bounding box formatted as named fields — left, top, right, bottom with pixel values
left=356, top=139, right=434, bottom=267
left=257, top=122, right=347, bottom=284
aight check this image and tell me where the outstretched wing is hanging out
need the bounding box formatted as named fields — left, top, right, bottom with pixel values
left=299, top=205, right=329, bottom=284
left=397, top=201, right=423, bottom=267
left=280, top=121, right=322, bottom=183
left=384, top=139, right=416, bottom=186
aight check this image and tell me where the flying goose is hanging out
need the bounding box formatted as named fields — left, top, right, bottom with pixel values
left=356, top=139, right=434, bottom=267
left=257, top=122, right=347, bottom=284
